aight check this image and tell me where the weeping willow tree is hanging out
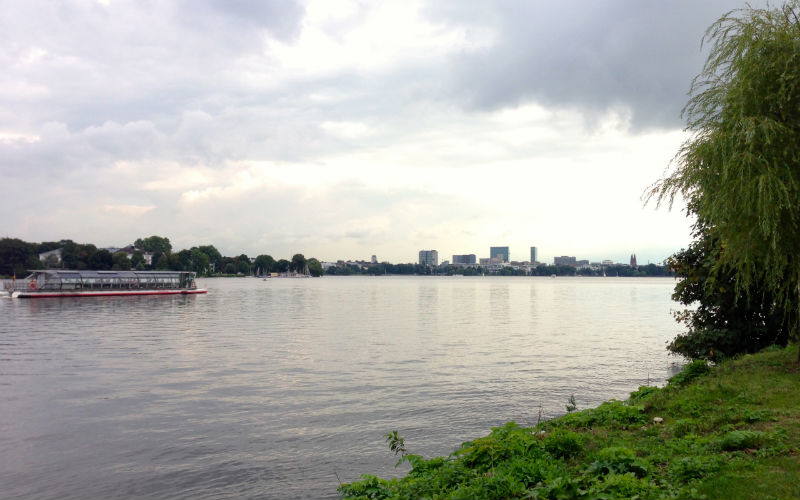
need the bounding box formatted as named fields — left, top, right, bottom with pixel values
left=650, top=2, right=800, bottom=360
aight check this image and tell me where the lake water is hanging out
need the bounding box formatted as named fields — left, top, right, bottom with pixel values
left=0, top=276, right=684, bottom=499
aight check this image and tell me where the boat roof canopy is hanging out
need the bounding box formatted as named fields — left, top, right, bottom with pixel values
left=28, top=270, right=196, bottom=278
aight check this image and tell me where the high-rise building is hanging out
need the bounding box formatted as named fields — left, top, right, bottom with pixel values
left=630, top=253, right=638, bottom=268
left=530, top=246, right=538, bottom=263
left=490, top=246, right=510, bottom=263
left=371, top=255, right=377, bottom=264
left=452, top=254, right=477, bottom=265
left=418, top=250, right=439, bottom=267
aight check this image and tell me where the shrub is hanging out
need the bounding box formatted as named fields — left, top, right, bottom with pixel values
left=560, top=400, right=648, bottom=429
left=543, top=430, right=584, bottom=459
left=669, top=360, right=711, bottom=387
left=629, top=385, right=661, bottom=403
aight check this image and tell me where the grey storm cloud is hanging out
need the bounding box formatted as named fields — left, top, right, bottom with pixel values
left=423, top=0, right=768, bottom=130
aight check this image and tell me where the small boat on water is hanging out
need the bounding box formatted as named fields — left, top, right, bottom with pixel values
left=5, top=270, right=207, bottom=298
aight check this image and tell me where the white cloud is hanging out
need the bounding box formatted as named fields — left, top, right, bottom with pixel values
left=320, top=120, right=372, bottom=140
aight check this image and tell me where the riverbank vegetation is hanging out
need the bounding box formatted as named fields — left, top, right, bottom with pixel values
left=339, top=345, right=800, bottom=499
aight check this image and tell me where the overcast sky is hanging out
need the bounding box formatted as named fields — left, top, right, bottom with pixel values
left=0, top=0, right=765, bottom=264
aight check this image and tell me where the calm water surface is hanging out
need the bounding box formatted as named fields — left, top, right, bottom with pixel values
left=0, top=276, right=683, bottom=499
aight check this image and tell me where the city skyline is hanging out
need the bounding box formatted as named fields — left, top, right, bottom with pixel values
left=1, top=1, right=761, bottom=263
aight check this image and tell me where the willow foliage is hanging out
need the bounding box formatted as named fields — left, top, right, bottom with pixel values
left=651, top=2, right=800, bottom=342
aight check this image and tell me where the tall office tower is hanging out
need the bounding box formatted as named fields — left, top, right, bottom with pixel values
left=490, top=246, right=510, bottom=263
left=530, top=246, right=538, bottom=263
left=371, top=255, right=377, bottom=264
left=418, top=250, right=439, bottom=267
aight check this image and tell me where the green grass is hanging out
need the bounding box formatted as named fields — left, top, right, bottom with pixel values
left=339, top=345, right=800, bottom=499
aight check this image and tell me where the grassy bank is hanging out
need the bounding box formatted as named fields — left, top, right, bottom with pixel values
left=339, top=346, right=800, bottom=499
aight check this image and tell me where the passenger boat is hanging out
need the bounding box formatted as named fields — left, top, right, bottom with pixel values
left=5, top=270, right=207, bottom=298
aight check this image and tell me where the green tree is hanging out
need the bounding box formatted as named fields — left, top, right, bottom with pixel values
left=60, top=241, right=96, bottom=270
left=112, top=252, right=132, bottom=270
left=235, top=254, right=251, bottom=275
left=196, top=245, right=222, bottom=274
left=253, top=254, right=276, bottom=275
left=0, top=238, right=40, bottom=277
left=191, top=248, right=210, bottom=275
left=290, top=253, right=307, bottom=274
left=667, top=228, right=790, bottom=360
left=174, top=249, right=193, bottom=271
left=88, top=249, right=114, bottom=270
left=275, top=259, right=290, bottom=273
left=307, top=257, right=324, bottom=277
left=134, top=235, right=172, bottom=254
left=151, top=251, right=169, bottom=270
left=130, top=251, right=145, bottom=270
left=651, top=2, right=800, bottom=359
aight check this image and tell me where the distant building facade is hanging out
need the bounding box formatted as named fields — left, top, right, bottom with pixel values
left=452, top=254, right=477, bottom=266
left=530, top=246, right=538, bottom=263
left=39, top=248, right=62, bottom=267
left=490, top=246, right=510, bottom=263
left=418, top=250, right=439, bottom=267
left=554, top=255, right=577, bottom=267
left=630, top=254, right=638, bottom=268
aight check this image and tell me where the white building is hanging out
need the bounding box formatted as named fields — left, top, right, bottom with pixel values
left=418, top=250, right=438, bottom=267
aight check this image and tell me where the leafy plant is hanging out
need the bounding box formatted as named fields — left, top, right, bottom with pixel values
left=587, top=446, right=648, bottom=478
left=669, top=455, right=723, bottom=482
left=565, top=394, right=578, bottom=413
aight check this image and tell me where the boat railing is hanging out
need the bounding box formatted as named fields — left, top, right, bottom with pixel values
left=3, top=279, right=28, bottom=292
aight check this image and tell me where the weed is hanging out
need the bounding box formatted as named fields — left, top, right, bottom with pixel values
left=587, top=446, right=648, bottom=477
left=718, top=430, right=767, bottom=451
left=565, top=394, right=578, bottom=413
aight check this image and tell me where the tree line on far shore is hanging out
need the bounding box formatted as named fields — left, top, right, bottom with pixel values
left=0, top=235, right=323, bottom=278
